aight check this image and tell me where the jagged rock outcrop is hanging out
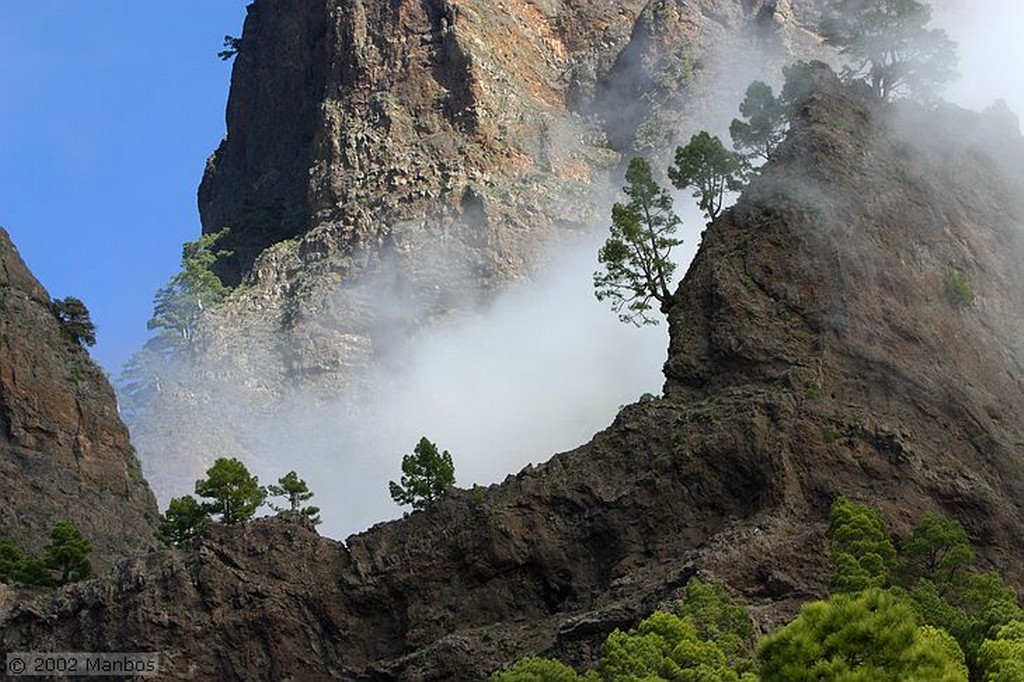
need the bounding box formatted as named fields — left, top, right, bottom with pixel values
left=139, top=0, right=827, bottom=508
left=5, top=68, right=1024, bottom=680
left=191, top=0, right=824, bottom=381
left=0, top=228, right=158, bottom=571
left=199, top=0, right=820, bottom=287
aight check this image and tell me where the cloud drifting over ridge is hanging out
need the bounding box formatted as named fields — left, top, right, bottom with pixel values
left=243, top=231, right=683, bottom=538
left=135, top=0, right=1024, bottom=542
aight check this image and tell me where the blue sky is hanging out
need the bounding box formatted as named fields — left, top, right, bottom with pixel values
left=0, top=3, right=248, bottom=372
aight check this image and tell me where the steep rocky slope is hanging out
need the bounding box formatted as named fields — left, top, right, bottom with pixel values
left=137, top=0, right=828, bottom=507
left=0, top=229, right=158, bottom=572
left=5, top=67, right=1023, bottom=680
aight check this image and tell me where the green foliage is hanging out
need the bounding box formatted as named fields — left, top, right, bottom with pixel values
left=668, top=131, right=744, bottom=222
left=909, top=573, right=1022, bottom=677
left=825, top=499, right=1021, bottom=676
left=920, top=625, right=971, bottom=680
left=820, top=0, right=958, bottom=101
left=827, top=497, right=897, bottom=592
left=389, top=437, right=456, bottom=511
left=730, top=81, right=789, bottom=163
left=268, top=471, right=321, bottom=525
left=678, top=579, right=757, bottom=670
left=594, top=157, right=683, bottom=326
left=945, top=269, right=975, bottom=309
left=50, top=296, right=97, bottom=348
left=115, top=335, right=177, bottom=424
left=757, top=588, right=968, bottom=681
left=147, top=230, right=231, bottom=351
left=779, top=61, right=819, bottom=108
left=1, top=526, right=92, bottom=587
left=599, top=616, right=678, bottom=679
left=597, top=607, right=757, bottom=681
left=118, top=231, right=232, bottom=423
left=0, top=537, right=22, bottom=583
left=492, top=504, right=1019, bottom=682
left=43, top=521, right=92, bottom=585
left=158, top=495, right=210, bottom=546
left=899, top=512, right=975, bottom=592
left=978, top=620, right=1024, bottom=682
left=490, top=657, right=581, bottom=682
left=490, top=579, right=759, bottom=681
left=14, top=556, right=55, bottom=587
left=194, top=457, right=267, bottom=524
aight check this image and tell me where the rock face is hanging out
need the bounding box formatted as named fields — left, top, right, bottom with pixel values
left=0, top=228, right=158, bottom=571
left=5, top=68, right=1024, bottom=680
left=199, top=0, right=819, bottom=286
left=139, top=0, right=828, bottom=508
left=191, top=0, right=823, bottom=382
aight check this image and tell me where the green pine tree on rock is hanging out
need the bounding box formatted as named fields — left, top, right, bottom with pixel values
left=268, top=471, right=321, bottom=525
left=195, top=457, right=266, bottom=524
left=158, top=494, right=211, bottom=546
left=593, top=156, right=682, bottom=326
left=668, top=131, right=744, bottom=222
left=43, top=521, right=92, bottom=585
left=389, top=437, right=456, bottom=512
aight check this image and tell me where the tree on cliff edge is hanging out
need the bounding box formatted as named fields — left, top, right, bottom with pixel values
left=147, top=229, right=231, bottom=351
left=389, top=437, right=456, bottom=512
left=268, top=471, right=321, bottom=525
left=43, top=521, right=92, bottom=585
left=669, top=131, right=744, bottom=223
left=594, top=156, right=682, bottom=326
left=195, top=457, right=266, bottom=525
left=158, top=494, right=210, bottom=546
left=821, top=0, right=957, bottom=101
left=50, top=296, right=96, bottom=348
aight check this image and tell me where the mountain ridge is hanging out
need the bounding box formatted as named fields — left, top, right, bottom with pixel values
left=3, top=64, right=1023, bottom=680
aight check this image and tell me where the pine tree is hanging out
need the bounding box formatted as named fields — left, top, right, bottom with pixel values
left=389, top=437, right=456, bottom=512
left=668, top=131, right=744, bottom=222
left=826, top=496, right=897, bottom=592
left=730, top=80, right=789, bottom=163
left=43, top=521, right=92, bottom=585
left=268, top=471, right=321, bottom=525
left=147, top=230, right=231, bottom=350
left=50, top=296, right=97, bottom=348
left=820, top=0, right=958, bottom=101
left=593, top=156, right=682, bottom=326
left=195, top=457, right=267, bottom=524
left=758, top=589, right=968, bottom=681
left=158, top=495, right=210, bottom=546
left=0, top=537, right=22, bottom=583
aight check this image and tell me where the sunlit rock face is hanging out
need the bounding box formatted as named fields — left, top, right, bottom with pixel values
left=0, top=228, right=157, bottom=573
left=6, top=66, right=1024, bottom=681
left=140, top=0, right=826, bottom=514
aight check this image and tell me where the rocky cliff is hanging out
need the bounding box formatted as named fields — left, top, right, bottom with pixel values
left=4, top=67, right=1023, bottom=680
left=137, top=0, right=828, bottom=511
left=0, top=229, right=158, bottom=573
